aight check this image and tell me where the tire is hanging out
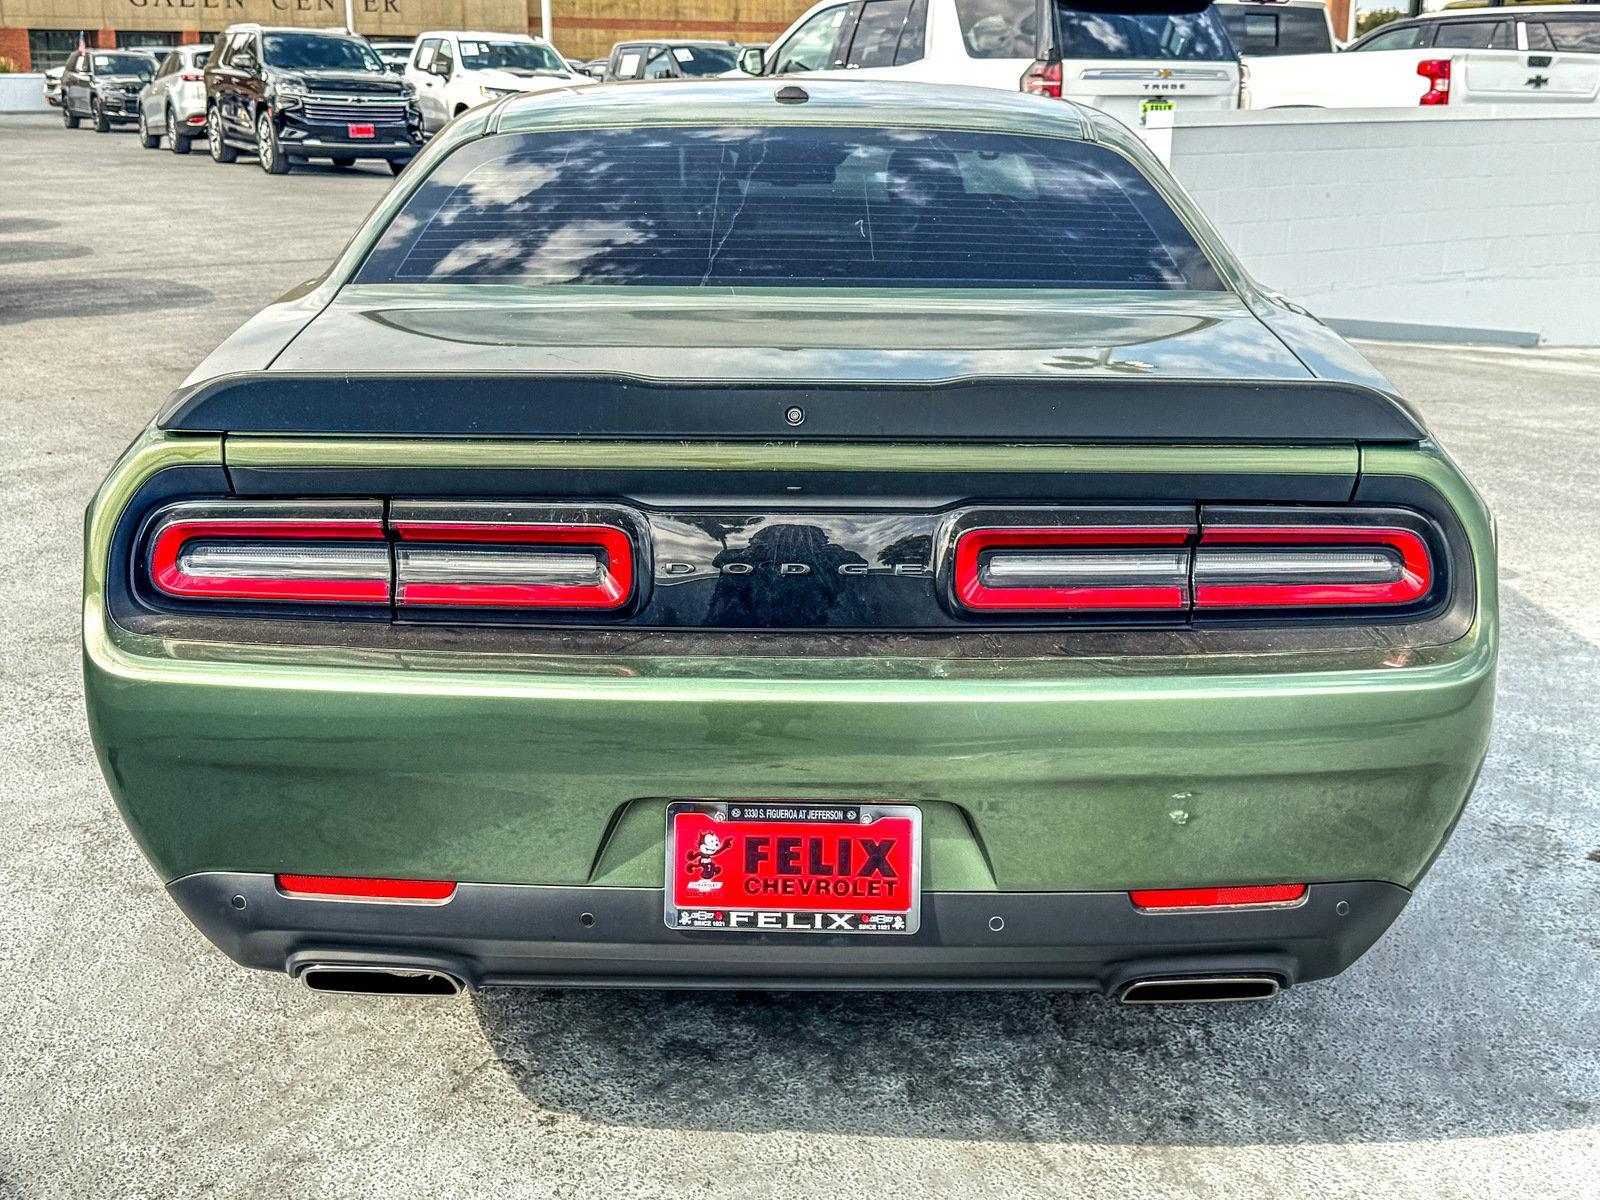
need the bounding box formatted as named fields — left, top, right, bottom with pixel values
left=138, top=108, right=160, bottom=149
left=207, top=107, right=236, bottom=163
left=91, top=98, right=110, bottom=133
left=62, top=101, right=80, bottom=129
left=167, top=107, right=191, bottom=155
left=331, top=156, right=355, bottom=168
left=256, top=110, right=290, bottom=175
left=387, top=157, right=411, bottom=177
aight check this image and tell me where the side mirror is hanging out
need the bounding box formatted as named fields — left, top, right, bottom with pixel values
left=738, top=46, right=765, bottom=75
left=433, top=60, right=452, bottom=79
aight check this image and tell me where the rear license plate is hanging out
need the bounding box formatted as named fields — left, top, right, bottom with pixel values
left=348, top=123, right=375, bottom=138
left=665, top=801, right=921, bottom=935
left=1140, top=97, right=1176, bottom=125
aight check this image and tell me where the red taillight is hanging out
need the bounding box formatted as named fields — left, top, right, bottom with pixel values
left=1131, top=884, right=1307, bottom=910
left=1021, top=59, right=1063, bottom=99
left=1418, top=58, right=1451, bottom=105
left=392, top=517, right=635, bottom=610
left=1193, top=526, right=1431, bottom=609
left=953, top=526, right=1193, bottom=612
left=148, top=503, right=389, bottom=604
left=276, top=874, right=457, bottom=903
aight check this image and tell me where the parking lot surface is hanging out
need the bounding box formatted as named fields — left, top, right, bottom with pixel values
left=1, top=113, right=1596, bottom=1200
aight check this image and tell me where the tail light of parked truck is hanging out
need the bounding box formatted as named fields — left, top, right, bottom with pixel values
left=1418, top=59, right=1451, bottom=105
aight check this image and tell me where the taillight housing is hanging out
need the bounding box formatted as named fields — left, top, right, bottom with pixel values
left=1021, top=59, right=1063, bottom=99
left=1418, top=58, right=1451, bottom=105
left=1193, top=508, right=1437, bottom=612
left=941, top=506, right=1443, bottom=622
left=950, top=511, right=1194, bottom=613
left=390, top=502, right=643, bottom=612
left=144, top=501, right=390, bottom=606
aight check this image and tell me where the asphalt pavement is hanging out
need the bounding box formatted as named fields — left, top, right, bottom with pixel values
left=1, top=112, right=1596, bottom=1200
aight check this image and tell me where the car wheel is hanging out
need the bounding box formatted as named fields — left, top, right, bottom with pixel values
left=91, top=98, right=110, bottom=133
left=256, top=110, right=290, bottom=175
left=387, top=157, right=411, bottom=177
left=167, top=107, right=191, bottom=155
left=208, top=108, right=237, bottom=163
left=138, top=108, right=161, bottom=149
left=330, top=156, right=355, bottom=168
left=62, top=100, right=80, bottom=129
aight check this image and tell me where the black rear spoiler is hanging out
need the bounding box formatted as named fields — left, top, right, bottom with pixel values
left=157, top=372, right=1427, bottom=443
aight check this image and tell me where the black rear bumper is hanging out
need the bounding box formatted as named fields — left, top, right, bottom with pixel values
left=168, top=872, right=1410, bottom=994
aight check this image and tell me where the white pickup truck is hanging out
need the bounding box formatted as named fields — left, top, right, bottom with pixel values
left=1246, top=4, right=1600, bottom=108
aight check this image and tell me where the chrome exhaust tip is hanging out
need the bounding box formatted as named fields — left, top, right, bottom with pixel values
left=1118, top=975, right=1282, bottom=1005
left=297, top=964, right=464, bottom=997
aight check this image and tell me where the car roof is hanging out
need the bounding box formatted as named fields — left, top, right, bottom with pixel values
left=614, top=39, right=736, bottom=48
left=422, top=30, right=542, bottom=40
left=1413, top=3, right=1599, bottom=17
left=492, top=78, right=1096, bottom=142
left=1213, top=0, right=1328, bottom=8
left=222, top=24, right=364, bottom=36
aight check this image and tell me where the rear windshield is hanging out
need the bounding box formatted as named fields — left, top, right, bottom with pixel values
left=1525, top=17, right=1600, bottom=53
left=1054, top=0, right=1236, bottom=61
left=1219, top=5, right=1331, bottom=55
left=355, top=125, right=1224, bottom=291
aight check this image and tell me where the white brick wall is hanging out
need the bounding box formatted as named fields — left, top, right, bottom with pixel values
left=1165, top=107, right=1600, bottom=346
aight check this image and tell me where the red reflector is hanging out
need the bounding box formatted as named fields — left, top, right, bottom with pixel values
left=276, top=874, right=457, bottom=902
left=149, top=515, right=390, bottom=604
left=953, top=526, right=1192, bottom=612
left=186, top=113, right=206, bottom=124
left=180, top=72, right=204, bottom=82
left=1131, top=884, right=1307, bottom=910
left=1193, top=526, right=1430, bottom=608
left=393, top=521, right=634, bottom=610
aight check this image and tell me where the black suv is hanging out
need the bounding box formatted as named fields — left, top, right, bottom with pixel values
left=203, top=24, right=422, bottom=175
left=59, top=49, right=158, bottom=132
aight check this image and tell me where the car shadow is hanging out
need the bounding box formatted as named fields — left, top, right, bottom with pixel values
left=471, top=586, right=1597, bottom=1146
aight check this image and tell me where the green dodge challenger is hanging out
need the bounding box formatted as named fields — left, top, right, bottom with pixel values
left=83, top=80, right=1496, bottom=1003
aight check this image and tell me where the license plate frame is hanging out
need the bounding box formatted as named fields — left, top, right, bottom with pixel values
left=347, top=123, right=376, bottom=139
left=664, top=800, right=922, bottom=935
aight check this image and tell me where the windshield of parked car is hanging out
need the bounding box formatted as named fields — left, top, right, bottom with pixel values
left=263, top=33, right=384, bottom=73
left=92, top=53, right=155, bottom=77
left=356, top=124, right=1225, bottom=291
left=456, top=39, right=568, bottom=72
left=1054, top=0, right=1236, bottom=61
left=668, top=45, right=739, bottom=75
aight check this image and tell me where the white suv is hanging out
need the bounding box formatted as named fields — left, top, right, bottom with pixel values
left=405, top=31, right=582, bottom=134
left=744, top=0, right=1241, bottom=127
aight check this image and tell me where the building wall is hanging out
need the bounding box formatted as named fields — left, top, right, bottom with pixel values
left=551, top=1, right=804, bottom=61
left=1166, top=107, right=1600, bottom=346
left=0, top=0, right=810, bottom=63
